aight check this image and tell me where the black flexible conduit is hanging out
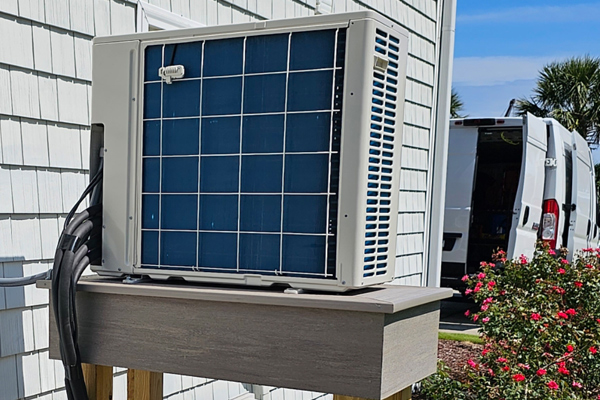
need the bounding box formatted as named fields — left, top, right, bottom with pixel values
left=0, top=158, right=104, bottom=400
left=50, top=165, right=103, bottom=400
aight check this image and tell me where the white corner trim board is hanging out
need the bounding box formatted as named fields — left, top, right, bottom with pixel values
left=136, top=1, right=204, bottom=32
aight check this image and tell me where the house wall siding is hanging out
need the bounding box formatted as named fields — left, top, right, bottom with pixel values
left=0, top=0, right=444, bottom=398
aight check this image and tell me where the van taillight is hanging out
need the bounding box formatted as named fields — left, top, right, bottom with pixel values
left=542, top=199, right=559, bottom=249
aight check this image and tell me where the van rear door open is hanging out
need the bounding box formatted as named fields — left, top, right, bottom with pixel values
left=442, top=126, right=478, bottom=272
left=570, top=132, right=594, bottom=251
left=506, top=113, right=548, bottom=259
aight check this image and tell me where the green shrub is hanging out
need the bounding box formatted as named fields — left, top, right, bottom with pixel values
left=422, top=245, right=600, bottom=399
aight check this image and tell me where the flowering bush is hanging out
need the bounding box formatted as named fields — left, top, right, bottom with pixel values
left=422, top=245, right=600, bottom=399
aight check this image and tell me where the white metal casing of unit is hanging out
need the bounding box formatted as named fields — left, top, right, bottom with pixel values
left=90, top=11, right=408, bottom=291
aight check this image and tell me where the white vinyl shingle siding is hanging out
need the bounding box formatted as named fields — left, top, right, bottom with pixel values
left=0, top=0, right=446, bottom=398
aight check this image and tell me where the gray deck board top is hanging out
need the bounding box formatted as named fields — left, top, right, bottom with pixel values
left=39, top=277, right=451, bottom=398
left=37, top=277, right=452, bottom=314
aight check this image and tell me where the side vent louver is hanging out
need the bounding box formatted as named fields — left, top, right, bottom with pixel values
left=363, top=29, right=400, bottom=279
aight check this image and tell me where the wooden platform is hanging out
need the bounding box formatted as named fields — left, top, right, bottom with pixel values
left=39, top=278, right=452, bottom=400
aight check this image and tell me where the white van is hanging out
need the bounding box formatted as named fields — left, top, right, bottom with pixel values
left=441, top=113, right=598, bottom=289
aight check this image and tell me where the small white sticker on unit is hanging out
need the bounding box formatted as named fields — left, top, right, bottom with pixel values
left=373, top=56, right=389, bottom=72
left=158, top=65, right=185, bottom=84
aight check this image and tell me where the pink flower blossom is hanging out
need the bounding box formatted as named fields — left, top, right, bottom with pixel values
left=487, top=281, right=496, bottom=289
left=531, top=313, right=541, bottom=321
left=512, top=374, right=525, bottom=382
left=575, top=281, right=583, bottom=288
left=461, top=275, right=469, bottom=282
left=567, top=344, right=574, bottom=352
left=497, top=357, right=507, bottom=363
left=547, top=381, right=559, bottom=390
left=481, top=304, right=489, bottom=311
left=467, top=359, right=477, bottom=368
left=464, top=310, right=470, bottom=317
left=465, top=288, right=473, bottom=295
left=566, top=308, right=577, bottom=316
left=558, top=366, right=569, bottom=375
left=590, top=347, right=598, bottom=354
left=473, top=314, right=479, bottom=322
left=572, top=381, right=583, bottom=388
left=477, top=272, right=486, bottom=279
left=560, top=258, right=569, bottom=264
left=557, top=311, right=569, bottom=319
left=482, top=317, right=490, bottom=323
left=558, top=268, right=566, bottom=274
left=519, top=255, right=528, bottom=264
left=483, top=297, right=493, bottom=305
left=536, top=369, right=546, bottom=376
left=548, top=249, right=556, bottom=255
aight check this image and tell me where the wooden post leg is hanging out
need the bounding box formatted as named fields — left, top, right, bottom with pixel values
left=127, top=369, right=163, bottom=400
left=334, top=386, right=411, bottom=400
left=82, top=364, right=113, bottom=400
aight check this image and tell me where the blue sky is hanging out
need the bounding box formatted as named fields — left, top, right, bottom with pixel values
left=453, top=1, right=600, bottom=118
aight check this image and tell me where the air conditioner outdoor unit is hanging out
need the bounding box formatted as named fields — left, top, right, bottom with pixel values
left=90, top=11, right=408, bottom=291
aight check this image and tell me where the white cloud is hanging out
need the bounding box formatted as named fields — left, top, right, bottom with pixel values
left=457, top=3, right=600, bottom=24
left=452, top=56, right=561, bottom=86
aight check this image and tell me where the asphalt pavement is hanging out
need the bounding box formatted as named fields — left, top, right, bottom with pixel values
left=439, top=292, right=480, bottom=336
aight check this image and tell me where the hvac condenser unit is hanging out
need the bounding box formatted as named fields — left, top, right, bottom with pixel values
left=90, top=11, right=408, bottom=291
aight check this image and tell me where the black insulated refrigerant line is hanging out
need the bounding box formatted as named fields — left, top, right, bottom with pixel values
left=0, top=165, right=104, bottom=400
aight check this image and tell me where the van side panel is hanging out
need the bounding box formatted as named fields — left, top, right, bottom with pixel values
left=543, top=120, right=570, bottom=249
left=442, top=127, right=478, bottom=268
left=507, top=114, right=547, bottom=259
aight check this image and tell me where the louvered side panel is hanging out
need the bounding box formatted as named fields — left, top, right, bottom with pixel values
left=362, top=27, right=403, bottom=280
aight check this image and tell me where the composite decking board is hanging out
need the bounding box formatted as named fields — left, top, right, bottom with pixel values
left=37, top=278, right=452, bottom=314
left=43, top=281, right=448, bottom=399
left=380, top=302, right=439, bottom=397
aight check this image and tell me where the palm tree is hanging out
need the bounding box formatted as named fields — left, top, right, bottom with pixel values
left=516, top=56, right=600, bottom=143
left=450, top=89, right=465, bottom=118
